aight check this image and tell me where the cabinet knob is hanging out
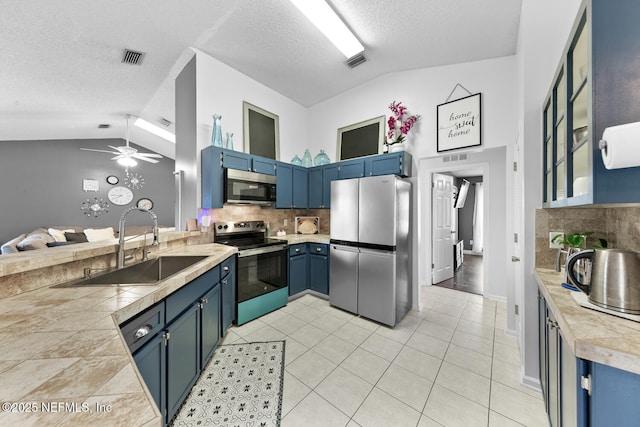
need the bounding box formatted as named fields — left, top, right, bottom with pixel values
left=295, top=248, right=300, bottom=252
left=224, top=266, right=229, bottom=271
left=222, top=279, right=228, bottom=285
left=316, top=247, right=322, bottom=252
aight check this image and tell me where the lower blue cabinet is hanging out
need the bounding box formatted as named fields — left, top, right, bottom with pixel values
left=133, top=332, right=166, bottom=421
left=288, top=243, right=329, bottom=296
left=200, top=284, right=221, bottom=369
left=220, top=259, right=236, bottom=336
left=166, top=304, right=201, bottom=422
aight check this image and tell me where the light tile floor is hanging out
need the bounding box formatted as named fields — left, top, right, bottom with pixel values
left=222, top=285, right=549, bottom=427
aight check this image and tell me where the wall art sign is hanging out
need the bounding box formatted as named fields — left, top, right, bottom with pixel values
left=437, top=93, right=482, bottom=152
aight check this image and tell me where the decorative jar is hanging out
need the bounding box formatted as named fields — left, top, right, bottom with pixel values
left=225, top=132, right=234, bottom=150
left=301, top=149, right=313, bottom=167
left=313, top=149, right=330, bottom=165
left=211, top=114, right=223, bottom=147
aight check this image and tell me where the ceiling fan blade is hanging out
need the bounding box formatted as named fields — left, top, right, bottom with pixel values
left=135, top=156, right=160, bottom=164
left=80, top=148, right=119, bottom=154
left=135, top=153, right=163, bottom=158
left=111, top=154, right=129, bottom=160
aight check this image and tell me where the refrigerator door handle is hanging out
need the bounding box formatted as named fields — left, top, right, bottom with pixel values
left=359, top=247, right=395, bottom=255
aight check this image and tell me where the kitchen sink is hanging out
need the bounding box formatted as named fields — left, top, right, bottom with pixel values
left=53, top=255, right=208, bottom=287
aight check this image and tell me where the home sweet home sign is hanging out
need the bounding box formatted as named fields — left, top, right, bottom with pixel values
left=437, top=93, right=482, bottom=152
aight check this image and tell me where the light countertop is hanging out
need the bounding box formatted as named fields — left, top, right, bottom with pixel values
left=535, top=268, right=640, bottom=375
left=0, top=242, right=236, bottom=426
left=271, top=233, right=330, bottom=244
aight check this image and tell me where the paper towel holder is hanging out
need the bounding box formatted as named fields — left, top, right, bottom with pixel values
left=598, top=139, right=607, bottom=153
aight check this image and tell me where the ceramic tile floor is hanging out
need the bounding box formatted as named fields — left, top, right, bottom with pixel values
left=221, top=286, right=549, bottom=427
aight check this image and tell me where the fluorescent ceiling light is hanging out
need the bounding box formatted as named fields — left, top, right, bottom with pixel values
left=134, top=117, right=176, bottom=143
left=289, top=0, right=364, bottom=59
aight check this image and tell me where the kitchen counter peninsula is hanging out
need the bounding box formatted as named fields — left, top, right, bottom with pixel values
left=0, top=234, right=236, bottom=426
left=535, top=268, right=640, bottom=375
left=271, top=233, right=330, bottom=245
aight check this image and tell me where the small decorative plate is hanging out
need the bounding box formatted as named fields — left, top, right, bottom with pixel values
left=295, top=216, right=319, bottom=234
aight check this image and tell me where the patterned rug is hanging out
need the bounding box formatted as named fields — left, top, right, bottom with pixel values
left=171, top=340, right=286, bottom=427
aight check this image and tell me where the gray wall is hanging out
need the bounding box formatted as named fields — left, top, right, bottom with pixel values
left=457, top=176, right=483, bottom=251
left=0, top=139, right=175, bottom=244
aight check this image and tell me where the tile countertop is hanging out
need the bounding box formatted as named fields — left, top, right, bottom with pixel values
left=271, top=233, right=330, bottom=244
left=535, top=268, right=640, bottom=375
left=0, top=243, right=236, bottom=427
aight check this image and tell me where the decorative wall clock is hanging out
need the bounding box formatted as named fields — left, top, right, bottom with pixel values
left=136, top=197, right=153, bottom=210
left=81, top=198, right=109, bottom=217
left=108, top=186, right=134, bottom=205
left=106, top=175, right=119, bottom=185
left=125, top=172, right=145, bottom=189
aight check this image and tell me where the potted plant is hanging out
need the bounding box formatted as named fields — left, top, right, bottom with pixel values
left=385, top=101, right=420, bottom=152
left=552, top=232, right=607, bottom=280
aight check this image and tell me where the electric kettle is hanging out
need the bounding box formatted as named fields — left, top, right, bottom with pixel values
left=566, top=248, right=640, bottom=314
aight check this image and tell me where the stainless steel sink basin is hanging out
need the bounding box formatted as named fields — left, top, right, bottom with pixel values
left=54, top=255, right=208, bottom=287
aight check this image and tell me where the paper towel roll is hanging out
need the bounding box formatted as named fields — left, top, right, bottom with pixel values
left=601, top=122, right=640, bottom=169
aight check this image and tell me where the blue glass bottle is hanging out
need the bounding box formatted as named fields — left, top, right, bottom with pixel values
left=225, top=132, right=234, bottom=150
left=211, top=114, right=223, bottom=147
left=313, top=149, right=330, bottom=165
left=291, top=155, right=303, bottom=166
left=301, top=149, right=313, bottom=167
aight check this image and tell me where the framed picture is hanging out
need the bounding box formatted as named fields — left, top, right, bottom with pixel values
left=336, top=116, right=385, bottom=161
left=437, top=93, right=482, bottom=152
left=243, top=101, right=280, bottom=160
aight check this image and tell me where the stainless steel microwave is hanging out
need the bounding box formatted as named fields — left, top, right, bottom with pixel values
left=224, top=169, right=277, bottom=205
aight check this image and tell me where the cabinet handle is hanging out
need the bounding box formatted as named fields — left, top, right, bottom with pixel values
left=295, top=248, right=300, bottom=252
left=224, top=266, right=229, bottom=271
left=134, top=325, right=152, bottom=340
left=202, top=298, right=208, bottom=305
left=316, top=247, right=322, bottom=252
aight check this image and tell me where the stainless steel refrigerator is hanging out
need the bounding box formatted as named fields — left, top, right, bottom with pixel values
left=329, top=175, right=412, bottom=327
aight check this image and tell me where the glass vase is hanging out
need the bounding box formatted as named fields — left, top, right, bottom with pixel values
left=225, top=132, right=234, bottom=150
left=313, top=149, right=330, bottom=165
left=211, top=114, right=223, bottom=147
left=291, top=155, right=303, bottom=166
left=301, top=149, right=313, bottom=167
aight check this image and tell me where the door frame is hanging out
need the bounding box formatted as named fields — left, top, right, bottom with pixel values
left=417, top=146, right=509, bottom=311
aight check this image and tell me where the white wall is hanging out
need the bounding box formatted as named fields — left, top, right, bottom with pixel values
left=194, top=50, right=308, bottom=166
left=307, top=56, right=518, bottom=309
left=517, top=0, right=582, bottom=388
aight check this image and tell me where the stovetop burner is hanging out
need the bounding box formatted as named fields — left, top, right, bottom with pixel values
left=214, top=220, right=284, bottom=250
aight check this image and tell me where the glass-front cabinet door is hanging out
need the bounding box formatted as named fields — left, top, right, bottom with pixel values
left=567, top=16, right=590, bottom=204
left=543, top=71, right=567, bottom=207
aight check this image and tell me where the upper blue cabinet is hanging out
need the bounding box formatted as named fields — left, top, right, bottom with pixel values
left=543, top=0, right=640, bottom=207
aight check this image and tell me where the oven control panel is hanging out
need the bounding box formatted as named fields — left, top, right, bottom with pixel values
left=214, top=220, right=265, bottom=236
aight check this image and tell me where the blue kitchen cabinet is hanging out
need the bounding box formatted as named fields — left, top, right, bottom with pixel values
left=308, top=164, right=338, bottom=209
left=133, top=330, right=166, bottom=420
left=221, top=149, right=251, bottom=171
left=338, top=158, right=366, bottom=179
left=543, top=0, right=640, bottom=207
left=220, top=255, right=236, bottom=336
left=166, top=304, right=201, bottom=422
left=252, top=157, right=276, bottom=175
left=276, top=162, right=308, bottom=208
left=589, top=362, right=640, bottom=426
left=288, top=244, right=307, bottom=295
left=200, top=283, right=221, bottom=369
left=309, top=244, right=329, bottom=294
left=201, top=146, right=225, bottom=209
left=366, top=151, right=412, bottom=177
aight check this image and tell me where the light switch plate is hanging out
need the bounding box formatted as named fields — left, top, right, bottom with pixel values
left=550, top=232, right=564, bottom=249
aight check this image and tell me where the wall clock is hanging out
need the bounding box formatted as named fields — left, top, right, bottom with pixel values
left=108, top=186, right=134, bottom=205
left=136, top=198, right=153, bottom=210
left=81, top=198, right=109, bottom=217
left=125, top=172, right=145, bottom=189
left=106, top=175, right=119, bottom=185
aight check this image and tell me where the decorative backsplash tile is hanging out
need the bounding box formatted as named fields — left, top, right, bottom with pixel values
left=208, top=205, right=330, bottom=235
left=536, top=206, right=640, bottom=269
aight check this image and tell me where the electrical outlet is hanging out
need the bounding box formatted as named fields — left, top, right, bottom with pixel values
left=283, top=219, right=288, bottom=227
left=550, top=232, right=564, bottom=249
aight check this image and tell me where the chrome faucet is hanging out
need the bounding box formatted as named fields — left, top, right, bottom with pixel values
left=117, top=207, right=159, bottom=268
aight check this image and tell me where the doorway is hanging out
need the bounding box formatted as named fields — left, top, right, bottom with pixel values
left=432, top=169, right=485, bottom=296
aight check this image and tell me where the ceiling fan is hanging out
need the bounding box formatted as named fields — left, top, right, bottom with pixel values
left=81, top=115, right=163, bottom=166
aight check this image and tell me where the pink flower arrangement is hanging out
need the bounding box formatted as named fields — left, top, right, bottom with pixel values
left=386, top=101, right=420, bottom=145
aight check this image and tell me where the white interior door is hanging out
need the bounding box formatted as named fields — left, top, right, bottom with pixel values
left=432, top=173, right=454, bottom=284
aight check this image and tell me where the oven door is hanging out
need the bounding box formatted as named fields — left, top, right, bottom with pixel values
left=224, top=169, right=276, bottom=206
left=237, top=245, right=287, bottom=303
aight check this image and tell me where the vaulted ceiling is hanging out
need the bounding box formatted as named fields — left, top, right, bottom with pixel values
left=0, top=0, right=522, bottom=157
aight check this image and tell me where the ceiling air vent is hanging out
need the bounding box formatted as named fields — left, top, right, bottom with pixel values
left=98, top=124, right=111, bottom=129
left=346, top=53, right=367, bottom=69
left=158, top=117, right=172, bottom=127
left=122, top=49, right=145, bottom=65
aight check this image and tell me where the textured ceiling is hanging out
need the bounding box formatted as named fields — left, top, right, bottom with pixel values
left=0, top=0, right=522, bottom=156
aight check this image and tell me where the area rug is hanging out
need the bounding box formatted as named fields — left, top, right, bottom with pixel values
left=171, top=340, right=286, bottom=427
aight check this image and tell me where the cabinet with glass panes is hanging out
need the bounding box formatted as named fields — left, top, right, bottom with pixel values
left=542, top=0, right=640, bottom=207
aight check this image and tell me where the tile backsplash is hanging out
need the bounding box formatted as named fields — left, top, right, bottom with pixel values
left=535, top=206, right=640, bottom=269
left=208, top=205, right=330, bottom=235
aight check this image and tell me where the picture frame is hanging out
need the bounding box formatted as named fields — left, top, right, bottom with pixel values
left=336, top=116, right=385, bottom=161
left=437, top=93, right=482, bottom=152
left=243, top=101, right=280, bottom=160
